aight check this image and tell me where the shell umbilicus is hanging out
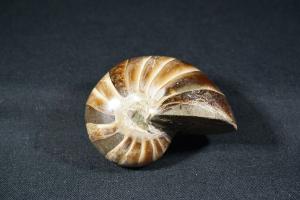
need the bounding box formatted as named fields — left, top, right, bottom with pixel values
left=85, top=56, right=237, bottom=167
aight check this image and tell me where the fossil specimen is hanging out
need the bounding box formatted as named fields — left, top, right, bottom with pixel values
left=85, top=56, right=237, bottom=167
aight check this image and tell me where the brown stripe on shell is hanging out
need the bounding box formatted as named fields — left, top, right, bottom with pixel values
left=105, top=136, right=133, bottom=164
left=139, top=140, right=153, bottom=165
left=158, top=136, right=170, bottom=152
left=93, top=132, right=124, bottom=155
left=85, top=105, right=115, bottom=124
left=148, top=59, right=199, bottom=98
left=109, top=59, right=129, bottom=97
left=120, top=140, right=142, bottom=167
left=141, top=57, right=176, bottom=94
left=153, top=139, right=163, bottom=158
left=160, top=89, right=235, bottom=121
left=86, top=123, right=117, bottom=142
left=153, top=71, right=222, bottom=102
left=86, top=88, right=111, bottom=114
left=95, top=73, right=121, bottom=100
left=125, top=56, right=151, bottom=93
left=139, top=56, right=157, bottom=92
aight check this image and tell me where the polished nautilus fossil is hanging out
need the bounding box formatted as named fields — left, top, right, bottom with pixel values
left=85, top=56, right=237, bottom=167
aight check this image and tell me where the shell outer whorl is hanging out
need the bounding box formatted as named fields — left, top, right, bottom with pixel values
left=85, top=56, right=237, bottom=167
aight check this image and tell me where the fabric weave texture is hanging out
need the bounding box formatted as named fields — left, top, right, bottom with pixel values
left=0, top=0, right=299, bottom=199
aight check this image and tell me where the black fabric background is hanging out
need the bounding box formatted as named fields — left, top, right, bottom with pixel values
left=1, top=0, right=299, bottom=199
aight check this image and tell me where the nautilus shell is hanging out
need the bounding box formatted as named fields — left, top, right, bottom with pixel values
left=85, top=56, right=237, bottom=167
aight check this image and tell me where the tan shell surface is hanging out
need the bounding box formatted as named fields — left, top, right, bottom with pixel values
left=85, top=56, right=237, bottom=167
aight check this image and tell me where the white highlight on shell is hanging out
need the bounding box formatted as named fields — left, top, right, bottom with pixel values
left=148, top=108, right=157, bottom=115
left=130, top=93, right=142, bottom=102
left=106, top=98, right=121, bottom=111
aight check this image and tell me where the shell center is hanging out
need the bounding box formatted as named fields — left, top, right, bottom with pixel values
left=115, top=93, right=156, bottom=133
